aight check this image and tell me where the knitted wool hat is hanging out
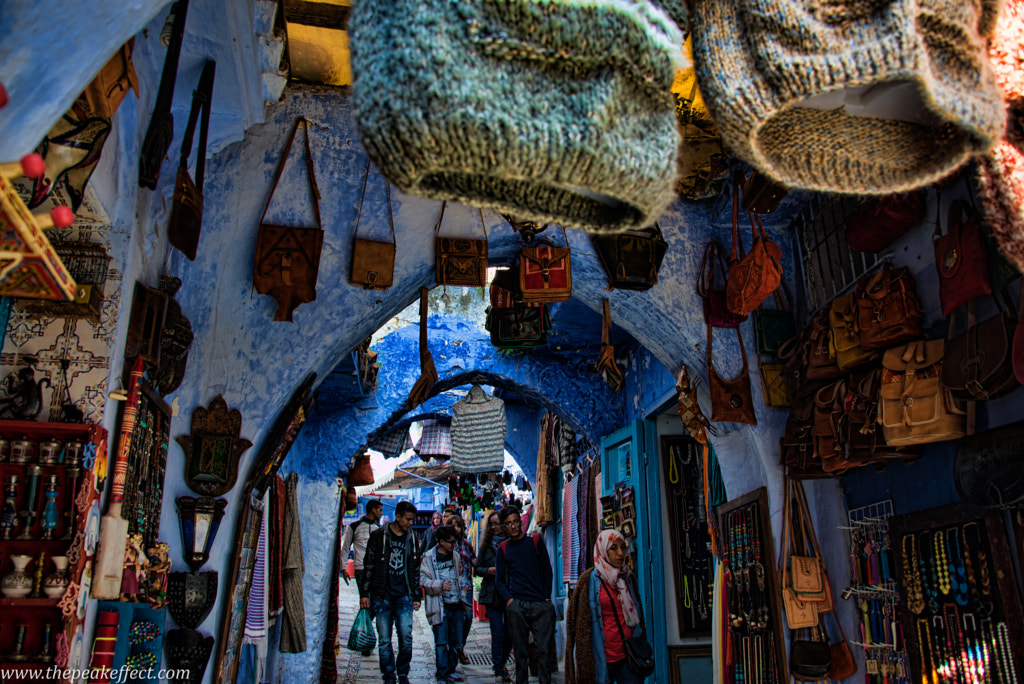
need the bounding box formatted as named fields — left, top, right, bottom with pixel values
left=349, top=0, right=686, bottom=234
left=690, top=0, right=1006, bottom=195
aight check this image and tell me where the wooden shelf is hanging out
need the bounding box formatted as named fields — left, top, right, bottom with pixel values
left=0, top=597, right=60, bottom=607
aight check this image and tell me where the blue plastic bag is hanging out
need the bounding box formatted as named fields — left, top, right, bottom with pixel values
left=346, top=608, right=376, bottom=653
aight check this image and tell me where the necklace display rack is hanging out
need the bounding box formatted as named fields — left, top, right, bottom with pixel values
left=841, top=500, right=911, bottom=682
left=891, top=504, right=1023, bottom=683
left=717, top=487, right=788, bottom=684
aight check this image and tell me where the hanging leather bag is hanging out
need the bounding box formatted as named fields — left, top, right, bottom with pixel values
left=813, top=380, right=849, bottom=474
left=81, top=39, right=140, bottom=120
left=935, top=197, right=993, bottom=316
left=698, top=241, right=747, bottom=328
left=348, top=453, right=375, bottom=487
left=878, top=340, right=967, bottom=447
left=406, top=287, right=439, bottom=409
left=349, top=159, right=397, bottom=291
left=519, top=227, right=571, bottom=303
left=954, top=419, right=1024, bottom=507
left=138, top=0, right=189, bottom=189
left=845, top=369, right=916, bottom=466
left=676, top=366, right=713, bottom=443
left=726, top=176, right=783, bottom=316
left=942, top=294, right=1020, bottom=401
left=753, top=281, right=796, bottom=357
left=845, top=189, right=927, bottom=253
left=793, top=481, right=834, bottom=612
left=855, top=265, right=924, bottom=351
left=435, top=201, right=489, bottom=288
left=591, top=224, right=669, bottom=291
left=707, top=325, right=757, bottom=425
left=596, top=299, right=625, bottom=391
left=487, top=269, right=549, bottom=348
left=253, top=118, right=324, bottom=322
left=759, top=360, right=792, bottom=408
left=805, top=310, right=844, bottom=382
left=779, top=480, right=819, bottom=629
left=829, top=293, right=880, bottom=372
left=168, top=60, right=215, bottom=261
left=790, top=629, right=832, bottom=682
left=780, top=392, right=822, bottom=477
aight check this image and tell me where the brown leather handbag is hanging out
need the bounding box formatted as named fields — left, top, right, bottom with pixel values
left=779, top=479, right=820, bottom=629
left=942, top=294, right=1020, bottom=401
left=805, top=310, right=844, bottom=382
left=253, top=118, right=324, bottom=322
left=698, top=241, right=747, bottom=328
left=759, top=361, right=792, bottom=408
left=855, top=265, right=923, bottom=351
left=596, top=300, right=625, bottom=391
left=348, top=453, right=375, bottom=487
left=349, top=159, right=397, bottom=291
left=707, top=325, right=757, bottom=425
left=81, top=39, right=139, bottom=120
left=726, top=174, right=783, bottom=316
left=813, top=380, right=849, bottom=474
left=934, top=197, right=993, bottom=317
left=829, top=293, right=879, bottom=372
left=591, top=224, right=669, bottom=291
left=878, top=340, right=967, bottom=447
left=435, top=201, right=488, bottom=288
left=519, top=227, right=572, bottom=303
left=168, top=60, right=215, bottom=261
left=780, top=392, right=821, bottom=476
left=845, top=369, right=916, bottom=466
left=406, top=287, right=439, bottom=410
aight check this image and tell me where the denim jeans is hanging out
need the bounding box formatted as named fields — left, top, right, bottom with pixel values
left=485, top=604, right=512, bottom=676
left=373, top=595, right=414, bottom=682
left=432, top=604, right=465, bottom=680
left=608, top=658, right=647, bottom=684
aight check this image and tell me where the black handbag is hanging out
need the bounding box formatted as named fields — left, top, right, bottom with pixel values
left=591, top=224, right=668, bottom=291
left=954, top=419, right=1024, bottom=507
left=486, top=305, right=549, bottom=349
left=602, top=579, right=656, bottom=678
left=791, top=630, right=832, bottom=682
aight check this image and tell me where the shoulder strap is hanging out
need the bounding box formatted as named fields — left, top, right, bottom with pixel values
left=730, top=173, right=746, bottom=265
left=500, top=539, right=508, bottom=555
left=178, top=60, right=215, bottom=191
left=706, top=323, right=748, bottom=376
left=354, top=159, right=396, bottom=244
left=532, top=532, right=541, bottom=552
left=259, top=118, right=322, bottom=230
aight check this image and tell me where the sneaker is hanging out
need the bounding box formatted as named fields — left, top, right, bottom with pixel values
left=449, top=674, right=464, bottom=682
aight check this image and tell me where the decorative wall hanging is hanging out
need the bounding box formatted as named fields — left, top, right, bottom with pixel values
left=151, top=275, right=194, bottom=397
left=20, top=241, right=110, bottom=322
left=124, top=281, right=168, bottom=370
left=348, top=159, right=396, bottom=291
left=177, top=396, right=252, bottom=497
left=168, top=59, right=215, bottom=261
left=166, top=571, right=218, bottom=630
left=175, top=496, right=227, bottom=573
left=121, top=380, right=171, bottom=548
left=165, top=628, right=214, bottom=684
left=253, top=118, right=324, bottom=321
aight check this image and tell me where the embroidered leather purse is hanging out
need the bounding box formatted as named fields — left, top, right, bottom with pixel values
left=698, top=241, right=746, bottom=328
left=878, top=340, right=967, bottom=447
left=519, top=227, right=571, bottom=303
left=435, top=201, right=488, bottom=288
left=935, top=197, right=992, bottom=316
left=168, top=60, right=215, bottom=261
left=591, top=224, right=668, bottom=291
left=779, top=480, right=820, bottom=629
left=349, top=159, right=397, bottom=291
left=726, top=175, right=783, bottom=316
left=855, top=265, right=923, bottom=351
left=942, top=293, right=1019, bottom=401
left=707, top=325, right=756, bottom=425
left=253, top=118, right=324, bottom=322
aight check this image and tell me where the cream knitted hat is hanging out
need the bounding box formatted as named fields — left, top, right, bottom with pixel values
left=349, top=0, right=686, bottom=234
left=690, top=0, right=1006, bottom=194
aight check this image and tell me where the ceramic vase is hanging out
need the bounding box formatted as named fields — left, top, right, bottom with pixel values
left=1, top=554, right=33, bottom=598
left=43, top=555, right=70, bottom=598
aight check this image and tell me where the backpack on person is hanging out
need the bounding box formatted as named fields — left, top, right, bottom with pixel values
left=499, top=532, right=541, bottom=556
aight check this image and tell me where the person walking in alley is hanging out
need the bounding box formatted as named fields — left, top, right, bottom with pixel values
left=496, top=505, right=555, bottom=684
left=476, top=511, right=512, bottom=684
left=565, top=529, right=648, bottom=684
left=340, top=499, right=383, bottom=589
left=421, top=525, right=471, bottom=684
left=360, top=500, right=422, bottom=684
left=452, top=515, right=476, bottom=667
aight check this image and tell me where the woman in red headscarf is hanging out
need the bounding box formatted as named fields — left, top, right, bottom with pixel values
left=565, top=529, right=647, bottom=684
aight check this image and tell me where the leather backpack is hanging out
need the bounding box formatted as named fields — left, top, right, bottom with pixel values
left=934, top=198, right=992, bottom=317
left=726, top=175, right=783, bottom=316
left=435, top=201, right=489, bottom=288
left=828, top=293, right=879, bottom=372
left=591, top=224, right=668, bottom=291
left=804, top=310, right=844, bottom=382
left=878, top=340, right=967, bottom=447
left=855, top=265, right=923, bottom=351
left=519, top=227, right=571, bottom=303
left=168, top=60, right=215, bottom=261
left=941, top=293, right=1020, bottom=401
left=844, top=369, right=916, bottom=466
left=698, top=241, right=747, bottom=328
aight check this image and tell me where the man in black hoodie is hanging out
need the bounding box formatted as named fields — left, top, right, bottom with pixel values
left=361, top=500, right=422, bottom=684
left=496, top=506, right=554, bottom=684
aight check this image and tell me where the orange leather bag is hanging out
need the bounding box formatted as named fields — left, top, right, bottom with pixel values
left=726, top=174, right=783, bottom=316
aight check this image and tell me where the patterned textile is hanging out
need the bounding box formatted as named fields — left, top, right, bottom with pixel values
left=450, top=385, right=507, bottom=473
left=269, top=474, right=286, bottom=616
left=417, top=419, right=452, bottom=459
left=568, top=476, right=581, bottom=585
left=541, top=413, right=558, bottom=468
left=244, top=509, right=269, bottom=683
left=562, top=478, right=574, bottom=585
left=369, top=429, right=410, bottom=460
left=280, top=472, right=307, bottom=653
left=576, top=467, right=588, bottom=579
left=557, top=421, right=577, bottom=467
left=534, top=419, right=556, bottom=526
left=586, top=465, right=600, bottom=572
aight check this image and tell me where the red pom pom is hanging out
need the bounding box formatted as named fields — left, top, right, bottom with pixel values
left=20, top=153, right=45, bottom=179
left=49, top=206, right=75, bottom=228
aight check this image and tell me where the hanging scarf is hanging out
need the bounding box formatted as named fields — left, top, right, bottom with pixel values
left=593, top=530, right=640, bottom=627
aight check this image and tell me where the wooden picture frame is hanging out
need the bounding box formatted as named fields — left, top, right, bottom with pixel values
left=668, top=645, right=713, bottom=684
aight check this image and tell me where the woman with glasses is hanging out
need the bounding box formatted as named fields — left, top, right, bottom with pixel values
left=565, top=529, right=647, bottom=684
left=451, top=515, right=477, bottom=669
left=476, top=511, right=512, bottom=684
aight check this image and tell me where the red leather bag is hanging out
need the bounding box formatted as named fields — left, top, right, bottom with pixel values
left=934, top=199, right=993, bottom=316
left=519, top=227, right=571, bottom=303
left=698, top=241, right=747, bottom=328
left=845, top=190, right=927, bottom=252
left=854, top=265, right=923, bottom=351
left=726, top=178, right=783, bottom=316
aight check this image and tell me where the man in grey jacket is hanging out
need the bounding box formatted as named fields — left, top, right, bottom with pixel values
left=340, top=499, right=383, bottom=590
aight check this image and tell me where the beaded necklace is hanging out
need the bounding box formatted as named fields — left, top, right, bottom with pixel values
left=934, top=530, right=951, bottom=595
left=947, top=528, right=968, bottom=607
left=917, top=618, right=935, bottom=684
left=997, top=622, right=1018, bottom=684
left=919, top=531, right=939, bottom=614
left=932, top=615, right=954, bottom=682
left=749, top=506, right=765, bottom=592
left=903, top=533, right=926, bottom=614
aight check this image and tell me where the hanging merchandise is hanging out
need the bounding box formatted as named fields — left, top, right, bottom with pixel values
left=828, top=293, right=879, bottom=372
left=878, top=339, right=967, bottom=447
left=942, top=294, right=1020, bottom=401
left=675, top=366, right=712, bottom=443
left=348, top=0, right=686, bottom=234
left=854, top=265, right=923, bottom=351
left=753, top=282, right=795, bottom=358
left=953, top=419, right=1024, bottom=507
left=348, top=159, right=397, bottom=291
left=434, top=201, right=488, bottom=288
left=934, top=196, right=993, bottom=317
left=726, top=173, right=783, bottom=316
left=707, top=325, right=756, bottom=425
left=591, top=224, right=669, bottom=291
left=698, top=241, right=747, bottom=328
left=168, top=60, right=215, bottom=261
left=406, top=287, right=439, bottom=410
left=518, top=226, right=572, bottom=304
left=348, top=453, right=374, bottom=487
left=741, top=170, right=789, bottom=215
left=252, top=118, right=324, bottom=322
left=844, top=369, right=917, bottom=468
left=800, top=309, right=844, bottom=384
left=812, top=379, right=849, bottom=475
left=486, top=268, right=549, bottom=349
left=844, top=190, right=927, bottom=253
left=596, top=300, right=625, bottom=392
left=417, top=419, right=452, bottom=462
left=450, top=384, right=506, bottom=473
left=689, top=0, right=1005, bottom=196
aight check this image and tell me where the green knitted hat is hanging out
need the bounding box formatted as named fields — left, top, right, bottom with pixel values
left=690, top=0, right=1006, bottom=195
left=349, top=0, right=686, bottom=234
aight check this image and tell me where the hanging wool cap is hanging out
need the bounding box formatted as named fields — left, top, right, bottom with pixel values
left=690, top=0, right=1006, bottom=195
left=349, top=0, right=686, bottom=234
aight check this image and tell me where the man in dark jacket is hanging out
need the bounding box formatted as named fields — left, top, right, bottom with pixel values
left=360, top=500, right=422, bottom=684
left=496, top=506, right=555, bottom=684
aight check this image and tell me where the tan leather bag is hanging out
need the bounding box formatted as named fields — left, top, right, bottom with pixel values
left=878, top=339, right=967, bottom=447
left=779, top=479, right=820, bottom=629
left=406, top=287, right=439, bottom=410
left=855, top=265, right=923, bottom=351
left=349, top=159, right=397, bottom=291
left=829, top=293, right=879, bottom=372
left=435, top=201, right=489, bottom=288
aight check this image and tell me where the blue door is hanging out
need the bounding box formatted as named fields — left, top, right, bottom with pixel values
left=600, top=419, right=667, bottom=683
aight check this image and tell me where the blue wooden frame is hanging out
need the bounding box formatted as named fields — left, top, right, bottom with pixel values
left=600, top=418, right=667, bottom=684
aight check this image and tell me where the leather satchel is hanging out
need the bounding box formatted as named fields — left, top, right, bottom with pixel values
left=486, top=305, right=549, bottom=348
left=407, top=287, right=439, bottom=409
left=348, top=453, right=375, bottom=487
left=779, top=480, right=820, bottom=629
left=726, top=176, right=783, bottom=316
left=829, top=293, right=880, bottom=372
left=813, top=380, right=849, bottom=474
left=753, top=283, right=796, bottom=357
left=519, top=227, right=571, bottom=303
left=954, top=419, right=1024, bottom=507
left=350, top=159, right=397, bottom=291
left=805, top=310, right=844, bottom=382
left=845, top=369, right=916, bottom=465
left=81, top=39, right=139, bottom=120
left=759, top=361, right=792, bottom=408
left=253, top=119, right=324, bottom=322
left=935, top=199, right=993, bottom=316
left=698, top=241, right=747, bottom=328
left=168, top=60, right=215, bottom=261
left=878, top=340, right=967, bottom=447
left=596, top=300, right=625, bottom=391
left=591, top=224, right=668, bottom=291
left=791, top=634, right=832, bottom=682
left=707, top=325, right=757, bottom=425
left=780, top=392, right=822, bottom=477
left=855, top=265, right=924, bottom=351
left=942, top=295, right=1020, bottom=401
left=435, top=201, right=488, bottom=288
left=845, top=189, right=926, bottom=253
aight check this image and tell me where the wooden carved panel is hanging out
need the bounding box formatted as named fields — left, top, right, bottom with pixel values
left=176, top=397, right=251, bottom=497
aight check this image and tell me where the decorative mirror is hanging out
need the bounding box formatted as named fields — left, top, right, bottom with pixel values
left=177, top=396, right=252, bottom=496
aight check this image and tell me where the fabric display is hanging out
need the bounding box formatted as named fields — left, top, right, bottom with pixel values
left=689, top=0, right=1005, bottom=196
left=368, top=429, right=410, bottom=460
left=269, top=474, right=286, bottom=617
left=243, top=508, right=269, bottom=681
left=450, top=384, right=506, bottom=473
left=348, top=0, right=686, bottom=234
left=280, top=472, right=306, bottom=653
left=533, top=412, right=558, bottom=527
left=417, top=419, right=453, bottom=461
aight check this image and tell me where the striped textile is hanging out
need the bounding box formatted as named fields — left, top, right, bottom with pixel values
left=450, top=385, right=506, bottom=473
left=417, top=419, right=452, bottom=459
left=569, top=475, right=581, bottom=585
left=562, top=477, right=574, bottom=584
left=244, top=506, right=269, bottom=681
left=576, top=465, right=589, bottom=578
